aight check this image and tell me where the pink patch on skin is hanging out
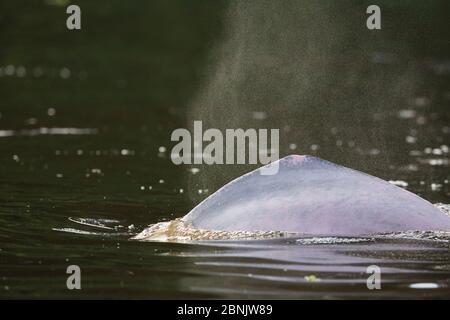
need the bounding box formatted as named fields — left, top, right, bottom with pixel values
left=288, top=154, right=306, bottom=163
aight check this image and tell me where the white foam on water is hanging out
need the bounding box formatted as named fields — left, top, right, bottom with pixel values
left=131, top=219, right=292, bottom=242
left=296, top=237, right=374, bottom=245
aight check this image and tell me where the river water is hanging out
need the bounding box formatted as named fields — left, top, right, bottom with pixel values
left=0, top=0, right=449, bottom=299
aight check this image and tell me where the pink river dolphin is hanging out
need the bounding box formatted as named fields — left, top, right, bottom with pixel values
left=181, top=155, right=450, bottom=236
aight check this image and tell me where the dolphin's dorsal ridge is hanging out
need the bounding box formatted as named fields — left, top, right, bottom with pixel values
left=183, top=155, right=450, bottom=235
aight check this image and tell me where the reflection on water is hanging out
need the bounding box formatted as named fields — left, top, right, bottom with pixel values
left=0, top=1, right=449, bottom=299
left=0, top=127, right=97, bottom=138
left=12, top=215, right=450, bottom=299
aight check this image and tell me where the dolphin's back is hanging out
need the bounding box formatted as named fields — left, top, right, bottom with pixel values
left=182, top=155, right=450, bottom=235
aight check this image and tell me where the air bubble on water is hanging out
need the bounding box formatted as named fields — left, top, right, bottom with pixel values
left=148, top=186, right=152, bottom=190
left=158, top=146, right=167, bottom=158
left=189, top=168, right=200, bottom=174
left=405, top=136, right=417, bottom=144
left=398, top=109, right=416, bottom=119
left=431, top=183, right=442, bottom=191
left=288, top=143, right=297, bottom=150
left=121, top=149, right=130, bottom=156
left=310, top=144, right=319, bottom=151
left=60, top=67, right=71, bottom=79
left=4, top=65, right=15, bottom=76
left=159, top=179, right=165, bottom=184
left=432, top=148, right=443, bottom=155
left=47, top=108, right=56, bottom=116
left=16, top=66, right=26, bottom=77
left=77, top=150, right=83, bottom=156
left=140, top=186, right=145, bottom=190
left=13, top=155, right=19, bottom=162
left=422, top=158, right=448, bottom=166
left=56, top=173, right=63, bottom=178
left=91, top=168, right=102, bottom=175
left=179, top=188, right=184, bottom=193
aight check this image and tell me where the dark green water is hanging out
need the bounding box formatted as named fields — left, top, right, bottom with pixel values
left=1, top=1, right=449, bottom=299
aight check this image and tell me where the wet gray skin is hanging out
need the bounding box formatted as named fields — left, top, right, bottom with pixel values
left=182, top=155, right=450, bottom=236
